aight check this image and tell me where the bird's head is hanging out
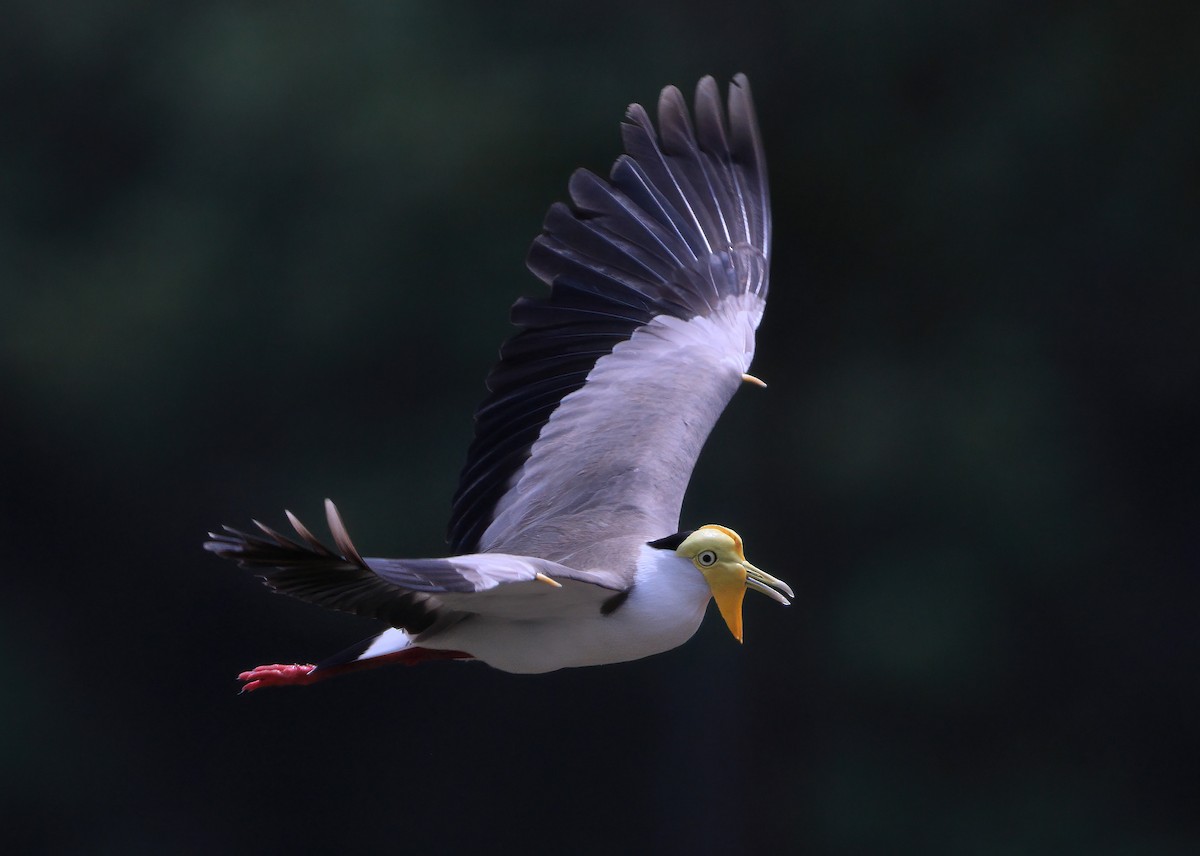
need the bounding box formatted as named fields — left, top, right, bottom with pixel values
left=672, top=525, right=793, bottom=642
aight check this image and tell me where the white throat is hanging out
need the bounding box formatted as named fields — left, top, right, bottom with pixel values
left=625, top=543, right=714, bottom=635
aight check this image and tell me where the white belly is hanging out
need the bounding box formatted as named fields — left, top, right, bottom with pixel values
left=421, top=547, right=714, bottom=673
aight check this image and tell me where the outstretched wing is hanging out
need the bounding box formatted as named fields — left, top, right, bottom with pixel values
left=448, top=74, right=770, bottom=574
left=206, top=501, right=625, bottom=633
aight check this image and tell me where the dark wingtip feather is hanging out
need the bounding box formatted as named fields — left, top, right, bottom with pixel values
left=204, top=507, right=445, bottom=631
left=203, top=534, right=235, bottom=554
left=253, top=519, right=301, bottom=549
left=325, top=499, right=366, bottom=567
left=204, top=506, right=366, bottom=572
left=285, top=510, right=335, bottom=557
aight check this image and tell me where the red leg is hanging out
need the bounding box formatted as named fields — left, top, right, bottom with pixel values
left=237, top=648, right=472, bottom=693
left=237, top=663, right=318, bottom=693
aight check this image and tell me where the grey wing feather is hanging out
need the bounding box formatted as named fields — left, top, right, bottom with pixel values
left=448, top=74, right=770, bottom=573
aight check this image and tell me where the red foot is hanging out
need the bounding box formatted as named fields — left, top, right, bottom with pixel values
left=238, top=663, right=317, bottom=693
left=237, top=648, right=473, bottom=693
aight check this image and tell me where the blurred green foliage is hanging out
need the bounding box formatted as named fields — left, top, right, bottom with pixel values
left=2, top=1, right=1196, bottom=853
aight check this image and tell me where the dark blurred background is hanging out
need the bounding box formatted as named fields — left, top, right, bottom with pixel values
left=3, top=1, right=1197, bottom=853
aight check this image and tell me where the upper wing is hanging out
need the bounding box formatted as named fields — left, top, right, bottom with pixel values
left=205, top=500, right=624, bottom=633
left=448, top=74, right=770, bottom=572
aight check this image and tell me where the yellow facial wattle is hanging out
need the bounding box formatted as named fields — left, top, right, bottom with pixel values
left=676, top=525, right=793, bottom=643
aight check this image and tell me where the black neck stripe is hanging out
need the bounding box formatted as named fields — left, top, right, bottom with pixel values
left=647, top=530, right=695, bottom=551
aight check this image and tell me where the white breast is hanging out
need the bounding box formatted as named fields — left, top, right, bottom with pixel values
left=424, top=545, right=713, bottom=673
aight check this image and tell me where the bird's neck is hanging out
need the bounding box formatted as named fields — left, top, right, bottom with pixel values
left=632, top=544, right=713, bottom=609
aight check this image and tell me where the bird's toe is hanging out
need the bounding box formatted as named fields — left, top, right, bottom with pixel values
left=237, top=663, right=316, bottom=693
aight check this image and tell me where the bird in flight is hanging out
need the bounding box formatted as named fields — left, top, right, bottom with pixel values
left=206, top=73, right=792, bottom=692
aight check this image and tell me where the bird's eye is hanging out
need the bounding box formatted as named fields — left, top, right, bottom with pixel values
left=697, top=550, right=718, bottom=567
